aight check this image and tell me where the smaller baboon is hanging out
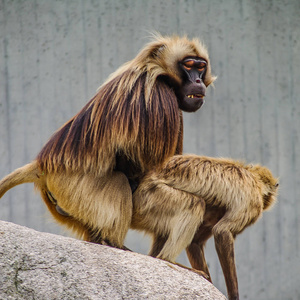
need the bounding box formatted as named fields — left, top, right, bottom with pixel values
left=131, top=155, right=278, bottom=300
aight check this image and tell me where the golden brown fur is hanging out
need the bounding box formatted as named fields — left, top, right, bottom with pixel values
left=0, top=163, right=132, bottom=245
left=0, top=35, right=215, bottom=248
left=37, top=34, right=215, bottom=176
left=132, top=154, right=278, bottom=300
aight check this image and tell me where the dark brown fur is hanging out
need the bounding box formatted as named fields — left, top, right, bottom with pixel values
left=37, top=72, right=182, bottom=176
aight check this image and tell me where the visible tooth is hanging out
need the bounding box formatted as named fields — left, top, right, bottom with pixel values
left=187, top=95, right=201, bottom=99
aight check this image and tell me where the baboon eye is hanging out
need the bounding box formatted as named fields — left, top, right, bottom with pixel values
left=196, top=61, right=207, bottom=72
left=182, top=60, right=194, bottom=70
left=275, top=183, right=279, bottom=187
left=182, top=59, right=207, bottom=72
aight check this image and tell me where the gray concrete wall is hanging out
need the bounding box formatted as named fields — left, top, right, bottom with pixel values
left=0, top=1, right=299, bottom=299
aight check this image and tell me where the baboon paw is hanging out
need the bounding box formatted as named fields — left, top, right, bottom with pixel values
left=191, top=269, right=210, bottom=280
left=100, top=240, right=109, bottom=246
left=122, top=245, right=132, bottom=251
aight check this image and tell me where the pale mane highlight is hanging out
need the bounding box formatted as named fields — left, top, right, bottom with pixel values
left=99, top=34, right=216, bottom=105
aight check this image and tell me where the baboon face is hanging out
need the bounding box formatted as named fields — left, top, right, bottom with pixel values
left=144, top=35, right=216, bottom=113
left=178, top=57, right=208, bottom=112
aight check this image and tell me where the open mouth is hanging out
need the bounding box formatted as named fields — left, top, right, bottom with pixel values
left=187, top=94, right=204, bottom=99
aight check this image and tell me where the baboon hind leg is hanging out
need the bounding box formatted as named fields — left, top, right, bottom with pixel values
left=147, top=184, right=205, bottom=262
left=149, top=235, right=168, bottom=258
left=45, top=171, right=132, bottom=249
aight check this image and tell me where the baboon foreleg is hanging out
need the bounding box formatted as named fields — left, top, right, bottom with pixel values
left=213, top=224, right=239, bottom=300
left=186, top=226, right=213, bottom=282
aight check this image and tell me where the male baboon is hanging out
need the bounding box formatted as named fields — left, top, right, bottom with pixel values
left=0, top=35, right=215, bottom=249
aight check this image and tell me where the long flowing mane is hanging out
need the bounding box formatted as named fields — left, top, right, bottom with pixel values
left=37, top=35, right=215, bottom=176
left=37, top=70, right=181, bottom=175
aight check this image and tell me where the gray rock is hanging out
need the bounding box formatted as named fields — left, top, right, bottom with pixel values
left=0, top=220, right=226, bottom=299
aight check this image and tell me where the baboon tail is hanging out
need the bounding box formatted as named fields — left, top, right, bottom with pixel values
left=0, top=161, right=40, bottom=198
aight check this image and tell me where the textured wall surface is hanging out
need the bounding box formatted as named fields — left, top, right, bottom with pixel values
left=0, top=1, right=299, bottom=299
